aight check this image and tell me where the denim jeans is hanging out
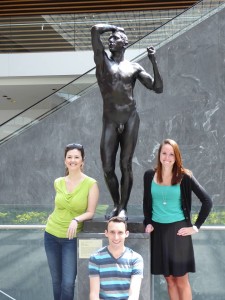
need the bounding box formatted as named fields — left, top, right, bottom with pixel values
left=44, top=231, right=77, bottom=300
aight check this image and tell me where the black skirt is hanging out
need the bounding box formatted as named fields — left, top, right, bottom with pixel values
left=151, top=220, right=195, bottom=277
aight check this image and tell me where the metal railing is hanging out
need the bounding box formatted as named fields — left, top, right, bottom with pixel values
left=0, top=224, right=224, bottom=230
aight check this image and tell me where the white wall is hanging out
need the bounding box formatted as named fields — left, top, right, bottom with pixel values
left=0, top=51, right=95, bottom=77
left=0, top=48, right=145, bottom=77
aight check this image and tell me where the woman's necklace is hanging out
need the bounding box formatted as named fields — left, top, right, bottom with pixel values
left=161, top=186, right=168, bottom=205
left=161, top=172, right=172, bottom=205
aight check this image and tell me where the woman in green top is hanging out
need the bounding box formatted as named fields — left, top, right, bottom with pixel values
left=45, top=143, right=99, bottom=300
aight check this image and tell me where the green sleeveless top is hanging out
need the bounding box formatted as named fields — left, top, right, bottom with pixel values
left=45, top=176, right=97, bottom=238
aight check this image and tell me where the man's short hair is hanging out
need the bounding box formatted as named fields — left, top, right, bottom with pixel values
left=106, top=216, right=128, bottom=230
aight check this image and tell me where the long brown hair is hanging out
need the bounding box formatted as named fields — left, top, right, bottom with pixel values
left=155, top=139, right=191, bottom=185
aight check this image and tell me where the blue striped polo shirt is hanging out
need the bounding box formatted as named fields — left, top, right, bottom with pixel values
left=88, top=246, right=143, bottom=300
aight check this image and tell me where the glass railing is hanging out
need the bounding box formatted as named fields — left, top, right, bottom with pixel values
left=1, top=0, right=224, bottom=144
left=0, top=203, right=224, bottom=299
left=0, top=225, right=224, bottom=300
left=0, top=71, right=96, bottom=142
left=0, top=227, right=52, bottom=300
left=130, top=0, right=225, bottom=58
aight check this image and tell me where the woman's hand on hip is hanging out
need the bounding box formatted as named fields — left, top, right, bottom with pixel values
left=177, top=226, right=198, bottom=236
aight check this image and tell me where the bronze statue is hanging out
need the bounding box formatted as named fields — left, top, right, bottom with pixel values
left=91, top=24, right=163, bottom=220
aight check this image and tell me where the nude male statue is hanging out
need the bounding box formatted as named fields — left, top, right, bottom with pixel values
left=91, top=24, right=163, bottom=220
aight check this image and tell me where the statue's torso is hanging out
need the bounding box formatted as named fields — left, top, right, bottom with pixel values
left=96, top=59, right=139, bottom=124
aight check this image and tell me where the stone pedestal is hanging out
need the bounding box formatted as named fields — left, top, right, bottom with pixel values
left=77, top=216, right=151, bottom=300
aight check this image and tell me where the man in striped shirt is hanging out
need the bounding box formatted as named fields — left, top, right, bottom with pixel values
left=88, top=217, right=143, bottom=300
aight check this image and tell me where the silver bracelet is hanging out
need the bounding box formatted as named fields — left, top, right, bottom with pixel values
left=192, top=225, right=199, bottom=233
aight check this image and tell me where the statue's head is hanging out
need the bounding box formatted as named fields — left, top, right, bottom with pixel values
left=115, top=30, right=128, bottom=46
left=108, top=30, right=129, bottom=51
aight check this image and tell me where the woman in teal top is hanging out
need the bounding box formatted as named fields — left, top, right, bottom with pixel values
left=45, top=143, right=99, bottom=300
left=143, top=139, right=212, bottom=300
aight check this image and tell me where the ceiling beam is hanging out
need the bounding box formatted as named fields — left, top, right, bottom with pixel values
left=0, top=0, right=199, bottom=17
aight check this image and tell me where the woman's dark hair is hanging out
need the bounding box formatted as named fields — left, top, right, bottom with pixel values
left=156, top=139, right=191, bottom=185
left=64, top=143, right=85, bottom=175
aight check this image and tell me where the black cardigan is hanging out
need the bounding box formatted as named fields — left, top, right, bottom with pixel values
left=143, top=169, right=213, bottom=229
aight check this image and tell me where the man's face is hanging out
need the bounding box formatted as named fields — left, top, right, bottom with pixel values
left=108, top=32, right=125, bottom=52
left=105, top=221, right=129, bottom=249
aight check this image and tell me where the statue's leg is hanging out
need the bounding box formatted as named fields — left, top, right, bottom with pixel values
left=100, top=120, right=120, bottom=219
left=118, top=111, right=140, bottom=220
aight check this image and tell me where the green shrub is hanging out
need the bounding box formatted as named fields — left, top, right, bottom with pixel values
left=192, top=211, right=225, bottom=225
left=15, top=211, right=48, bottom=224
left=0, top=205, right=225, bottom=225
left=0, top=209, right=49, bottom=225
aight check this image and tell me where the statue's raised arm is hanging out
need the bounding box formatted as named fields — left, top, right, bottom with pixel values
left=91, top=24, right=124, bottom=65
